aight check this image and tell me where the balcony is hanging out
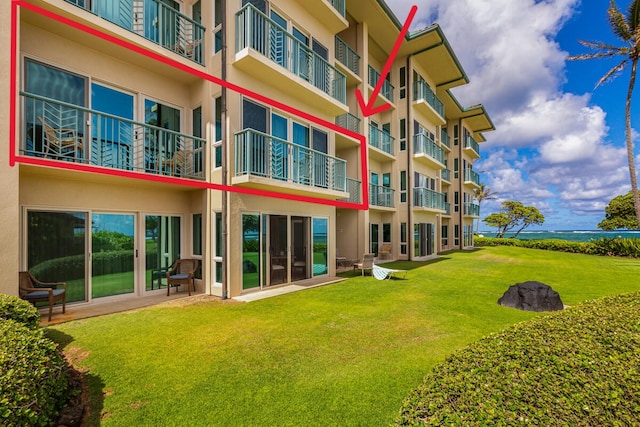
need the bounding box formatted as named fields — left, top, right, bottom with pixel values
left=464, top=168, right=481, bottom=188
left=441, top=129, right=451, bottom=150
left=299, top=0, right=348, bottom=33
left=368, top=66, right=394, bottom=103
left=444, top=202, right=451, bottom=216
left=235, top=4, right=347, bottom=115
left=369, top=184, right=394, bottom=208
left=413, top=133, right=445, bottom=169
left=340, top=177, right=361, bottom=203
left=368, top=124, right=395, bottom=158
left=65, top=0, right=205, bottom=65
left=21, top=92, right=205, bottom=180
left=335, top=36, right=361, bottom=84
left=464, top=202, right=481, bottom=217
left=233, top=129, right=348, bottom=199
left=441, top=169, right=451, bottom=183
left=413, top=81, right=445, bottom=125
left=464, top=135, right=481, bottom=158
left=413, top=188, right=447, bottom=212
left=336, top=113, right=361, bottom=134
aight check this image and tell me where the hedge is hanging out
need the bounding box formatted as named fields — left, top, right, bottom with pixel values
left=475, top=237, right=640, bottom=258
left=0, top=294, right=40, bottom=329
left=0, top=319, right=69, bottom=426
left=396, top=292, right=640, bottom=426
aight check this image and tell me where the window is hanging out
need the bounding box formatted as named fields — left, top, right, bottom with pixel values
left=454, top=158, right=459, bottom=179
left=213, top=0, right=222, bottom=53
left=454, top=191, right=460, bottom=213
left=400, top=223, right=407, bottom=255
left=400, top=171, right=406, bottom=203
left=382, top=172, right=391, bottom=188
left=214, top=96, right=222, bottom=168
left=192, top=213, right=202, bottom=256
left=399, top=66, right=406, bottom=99
left=454, top=224, right=460, bottom=246
left=383, top=223, right=391, bottom=243
left=214, top=212, right=223, bottom=285
left=454, top=124, right=459, bottom=146
left=441, top=225, right=448, bottom=247
left=399, top=118, right=406, bottom=151
left=370, top=223, right=379, bottom=256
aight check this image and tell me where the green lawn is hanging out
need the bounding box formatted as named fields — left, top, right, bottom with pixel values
left=48, top=246, right=640, bottom=426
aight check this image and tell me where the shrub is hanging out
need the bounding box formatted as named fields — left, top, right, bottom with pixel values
left=0, top=319, right=69, bottom=426
left=396, top=292, right=640, bottom=426
left=474, top=237, right=640, bottom=258
left=0, top=294, right=40, bottom=329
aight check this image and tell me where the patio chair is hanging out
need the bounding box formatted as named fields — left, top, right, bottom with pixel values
left=38, top=116, right=83, bottom=159
left=372, top=263, right=407, bottom=280
left=166, top=259, right=199, bottom=296
left=353, top=253, right=375, bottom=276
left=161, top=150, right=187, bottom=176
left=18, top=271, right=66, bottom=322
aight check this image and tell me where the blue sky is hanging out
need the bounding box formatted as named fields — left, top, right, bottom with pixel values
left=389, top=0, right=640, bottom=230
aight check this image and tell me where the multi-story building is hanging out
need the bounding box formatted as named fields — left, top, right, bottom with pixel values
left=0, top=0, right=492, bottom=306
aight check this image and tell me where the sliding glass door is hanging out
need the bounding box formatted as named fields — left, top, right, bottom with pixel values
left=91, top=213, right=135, bottom=298
left=27, top=211, right=87, bottom=303
left=144, top=215, right=181, bottom=291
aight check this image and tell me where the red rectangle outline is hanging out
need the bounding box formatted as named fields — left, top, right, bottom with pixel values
left=10, top=0, right=369, bottom=210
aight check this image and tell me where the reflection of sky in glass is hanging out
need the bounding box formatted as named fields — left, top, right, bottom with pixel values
left=92, top=214, right=134, bottom=236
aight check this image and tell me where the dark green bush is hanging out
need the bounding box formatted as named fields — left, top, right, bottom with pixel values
left=0, top=294, right=40, bottom=329
left=397, top=292, right=640, bottom=426
left=474, top=237, right=640, bottom=257
left=0, top=319, right=69, bottom=426
left=30, top=250, right=136, bottom=281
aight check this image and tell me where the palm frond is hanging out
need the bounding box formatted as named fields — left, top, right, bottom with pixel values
left=627, top=0, right=640, bottom=34
left=596, top=60, right=628, bottom=88
left=609, top=0, right=632, bottom=41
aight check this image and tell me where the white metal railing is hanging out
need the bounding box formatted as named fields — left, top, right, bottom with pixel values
left=335, top=113, right=361, bottom=133
left=414, top=133, right=445, bottom=165
left=21, top=92, right=205, bottom=179
left=65, top=0, right=205, bottom=64
left=236, top=4, right=346, bottom=104
left=335, top=36, right=360, bottom=76
left=234, top=129, right=346, bottom=192
left=465, top=168, right=481, bottom=186
left=368, top=66, right=394, bottom=102
left=413, top=188, right=446, bottom=211
left=465, top=135, right=480, bottom=156
left=369, top=184, right=394, bottom=208
left=368, top=124, right=394, bottom=156
left=413, top=80, right=444, bottom=118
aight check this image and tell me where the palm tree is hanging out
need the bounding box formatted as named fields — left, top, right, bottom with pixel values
left=473, top=183, right=498, bottom=234
left=567, top=0, right=640, bottom=228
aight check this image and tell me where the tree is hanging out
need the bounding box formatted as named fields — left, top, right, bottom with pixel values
left=483, top=200, right=545, bottom=238
left=598, top=191, right=640, bottom=229
left=567, top=0, right=640, bottom=228
left=473, top=183, right=498, bottom=233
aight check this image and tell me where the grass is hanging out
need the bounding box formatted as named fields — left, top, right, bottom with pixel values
left=47, top=246, right=640, bottom=426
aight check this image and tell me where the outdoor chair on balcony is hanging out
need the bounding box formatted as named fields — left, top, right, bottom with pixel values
left=353, top=253, right=375, bottom=276
left=161, top=150, right=187, bottom=176
left=18, top=271, right=66, bottom=322
left=38, top=116, right=83, bottom=160
left=166, top=259, right=199, bottom=296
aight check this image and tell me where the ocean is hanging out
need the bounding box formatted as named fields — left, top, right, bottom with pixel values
left=478, top=230, right=640, bottom=242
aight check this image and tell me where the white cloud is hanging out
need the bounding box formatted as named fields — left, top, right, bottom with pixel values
left=387, top=0, right=634, bottom=228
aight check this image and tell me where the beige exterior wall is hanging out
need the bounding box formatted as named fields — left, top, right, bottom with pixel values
left=1, top=0, right=493, bottom=305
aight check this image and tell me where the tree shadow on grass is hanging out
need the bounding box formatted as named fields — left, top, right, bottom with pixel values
left=45, top=329, right=106, bottom=427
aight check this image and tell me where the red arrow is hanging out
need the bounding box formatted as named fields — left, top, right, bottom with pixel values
left=356, top=5, right=417, bottom=117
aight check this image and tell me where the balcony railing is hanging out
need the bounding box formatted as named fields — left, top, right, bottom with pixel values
left=335, top=36, right=360, bottom=76
left=444, top=202, right=451, bottom=216
left=413, top=80, right=444, bottom=118
left=413, top=188, right=446, bottom=211
left=65, top=0, right=205, bottom=64
left=465, top=168, right=481, bottom=186
left=414, top=133, right=445, bottom=165
left=234, top=129, right=346, bottom=192
left=368, top=124, right=395, bottom=156
left=340, top=177, right=361, bottom=203
left=368, top=66, right=394, bottom=102
left=21, top=92, right=205, bottom=179
left=236, top=4, right=346, bottom=104
left=465, top=135, right=480, bottom=156
left=369, top=184, right=394, bottom=208
left=464, top=202, right=481, bottom=216
left=336, top=113, right=361, bottom=133
left=441, top=129, right=451, bottom=148
left=441, top=168, right=451, bottom=182
left=331, top=0, right=346, bottom=17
